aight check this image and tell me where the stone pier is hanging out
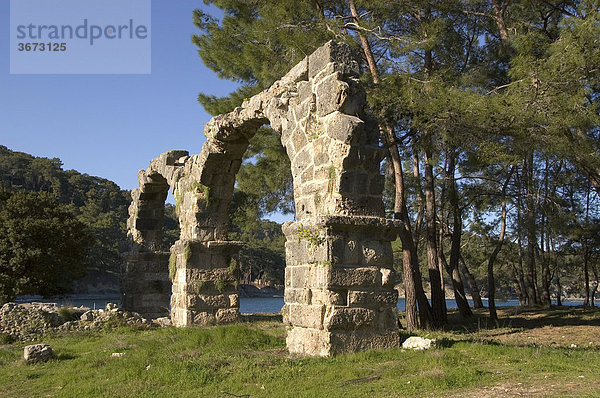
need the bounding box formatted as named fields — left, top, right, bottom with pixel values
left=283, top=217, right=401, bottom=356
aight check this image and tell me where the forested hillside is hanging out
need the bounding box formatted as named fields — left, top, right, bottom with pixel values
left=0, top=145, right=130, bottom=295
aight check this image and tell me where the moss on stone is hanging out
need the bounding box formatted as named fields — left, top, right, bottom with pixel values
left=328, top=165, right=336, bottom=194
left=215, top=279, right=228, bottom=293
left=168, top=252, right=177, bottom=281
left=184, top=243, right=192, bottom=262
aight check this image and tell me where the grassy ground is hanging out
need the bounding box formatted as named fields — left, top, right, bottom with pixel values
left=0, top=307, right=599, bottom=397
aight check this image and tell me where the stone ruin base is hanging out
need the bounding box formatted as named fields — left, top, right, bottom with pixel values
left=170, top=239, right=242, bottom=326
left=121, top=252, right=171, bottom=319
left=282, top=216, right=402, bottom=356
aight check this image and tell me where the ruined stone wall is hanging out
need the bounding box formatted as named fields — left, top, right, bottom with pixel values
left=121, top=150, right=188, bottom=318
left=123, top=41, right=402, bottom=356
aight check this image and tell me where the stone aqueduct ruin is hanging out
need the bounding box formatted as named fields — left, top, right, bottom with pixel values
left=121, top=42, right=402, bottom=356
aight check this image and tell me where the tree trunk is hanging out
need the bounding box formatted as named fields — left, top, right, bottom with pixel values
left=591, top=266, right=599, bottom=307
left=515, top=182, right=529, bottom=306
left=510, top=262, right=527, bottom=306
left=446, top=149, right=472, bottom=317
left=384, top=125, right=433, bottom=330
left=346, top=0, right=433, bottom=329
left=556, top=274, right=562, bottom=306
left=583, top=187, right=591, bottom=307
left=539, top=158, right=551, bottom=306
left=524, top=153, right=539, bottom=305
left=490, top=0, right=511, bottom=44
left=487, top=167, right=513, bottom=323
left=459, top=256, right=484, bottom=308
left=423, top=139, right=445, bottom=327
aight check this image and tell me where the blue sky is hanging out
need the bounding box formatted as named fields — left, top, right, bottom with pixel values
left=1, top=0, right=238, bottom=192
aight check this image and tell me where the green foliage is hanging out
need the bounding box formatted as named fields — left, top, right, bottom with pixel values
left=0, top=332, right=16, bottom=344
left=194, top=1, right=600, bottom=301
left=184, top=244, right=193, bottom=262
left=296, top=224, right=325, bottom=247
left=214, top=279, right=228, bottom=293
left=328, top=166, right=336, bottom=194
left=228, top=257, right=241, bottom=280
left=0, top=146, right=130, bottom=280
left=57, top=307, right=80, bottom=322
left=193, top=280, right=205, bottom=295
left=235, top=127, right=294, bottom=217
left=0, top=190, right=93, bottom=303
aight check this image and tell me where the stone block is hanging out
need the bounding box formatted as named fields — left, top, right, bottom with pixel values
left=297, top=80, right=313, bottom=103
left=380, top=267, right=396, bottom=288
left=329, top=330, right=401, bottom=355
left=315, top=74, right=349, bottom=117
left=192, top=311, right=216, bottom=326
left=378, top=307, right=399, bottom=332
left=353, top=173, right=368, bottom=195
left=133, top=218, right=162, bottom=231
left=311, top=288, right=347, bottom=306
left=288, top=265, right=310, bottom=289
left=284, top=288, right=312, bottom=305
left=216, top=308, right=239, bottom=323
left=229, top=294, right=240, bottom=308
left=286, top=327, right=332, bottom=357
left=323, top=307, right=376, bottom=331
left=286, top=303, right=325, bottom=329
left=361, top=240, right=389, bottom=266
left=329, top=267, right=381, bottom=288
left=308, top=41, right=358, bottom=80
left=369, top=175, right=385, bottom=196
left=188, top=294, right=230, bottom=309
left=347, top=290, right=398, bottom=307
left=284, top=56, right=308, bottom=83
left=324, top=112, right=364, bottom=145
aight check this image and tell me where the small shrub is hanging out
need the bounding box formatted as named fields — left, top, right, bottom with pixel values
left=58, top=307, right=79, bottom=322
left=192, top=280, right=205, bottom=295
left=0, top=333, right=15, bottom=344
left=296, top=223, right=325, bottom=247
left=215, top=279, right=228, bottom=293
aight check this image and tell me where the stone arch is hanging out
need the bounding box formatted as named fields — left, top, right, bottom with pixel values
left=121, top=150, right=189, bottom=318
left=123, top=41, right=402, bottom=356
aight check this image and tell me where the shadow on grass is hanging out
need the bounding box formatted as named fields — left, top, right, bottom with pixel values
left=55, top=352, right=76, bottom=361
left=437, top=305, right=600, bottom=337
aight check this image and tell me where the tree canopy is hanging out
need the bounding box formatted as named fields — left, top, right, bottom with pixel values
left=0, top=146, right=131, bottom=298
left=0, top=190, right=93, bottom=303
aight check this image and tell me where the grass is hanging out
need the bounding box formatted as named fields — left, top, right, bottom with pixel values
left=0, top=309, right=599, bottom=397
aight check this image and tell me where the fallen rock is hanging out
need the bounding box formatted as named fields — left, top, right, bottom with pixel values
left=24, top=344, right=53, bottom=363
left=154, top=317, right=171, bottom=327
left=402, top=336, right=437, bottom=350
left=0, top=302, right=153, bottom=341
left=80, top=310, right=94, bottom=321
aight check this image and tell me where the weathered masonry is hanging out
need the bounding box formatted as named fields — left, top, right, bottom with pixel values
left=121, top=41, right=402, bottom=356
